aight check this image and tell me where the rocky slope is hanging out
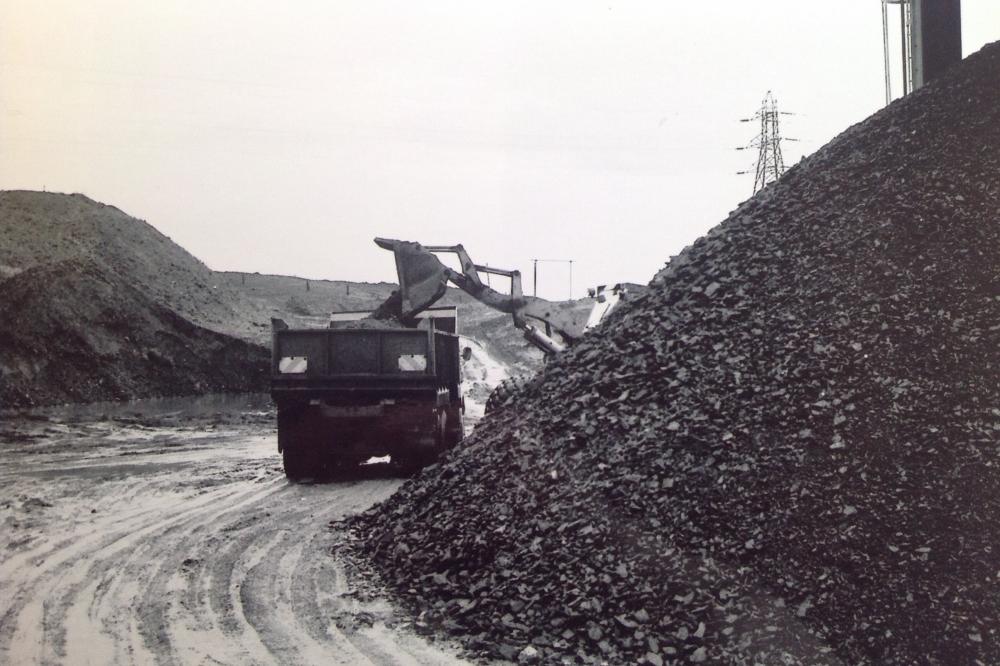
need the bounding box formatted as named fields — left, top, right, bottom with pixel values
left=0, top=191, right=401, bottom=345
left=349, top=42, right=1000, bottom=665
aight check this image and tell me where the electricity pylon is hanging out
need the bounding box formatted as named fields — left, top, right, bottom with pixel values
left=736, top=91, right=798, bottom=195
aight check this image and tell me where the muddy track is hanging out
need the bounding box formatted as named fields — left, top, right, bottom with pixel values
left=0, top=403, right=469, bottom=665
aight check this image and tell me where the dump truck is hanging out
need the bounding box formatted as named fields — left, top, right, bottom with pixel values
left=271, top=307, right=466, bottom=479
left=271, top=238, right=623, bottom=479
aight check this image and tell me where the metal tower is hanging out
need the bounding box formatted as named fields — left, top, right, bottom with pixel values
left=882, top=0, right=963, bottom=104
left=883, top=0, right=914, bottom=103
left=737, top=92, right=797, bottom=195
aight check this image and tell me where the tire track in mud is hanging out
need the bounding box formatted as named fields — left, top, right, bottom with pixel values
left=0, top=421, right=470, bottom=665
left=3, top=480, right=281, bottom=664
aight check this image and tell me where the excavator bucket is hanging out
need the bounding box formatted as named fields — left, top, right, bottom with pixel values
left=374, top=238, right=451, bottom=320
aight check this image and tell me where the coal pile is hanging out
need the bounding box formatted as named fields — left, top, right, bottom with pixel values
left=349, top=43, right=1000, bottom=665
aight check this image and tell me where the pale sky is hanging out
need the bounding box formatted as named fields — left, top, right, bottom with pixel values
left=1, top=2, right=998, bottom=299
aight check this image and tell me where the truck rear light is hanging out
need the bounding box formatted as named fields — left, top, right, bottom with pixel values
left=279, top=356, right=308, bottom=373
left=397, top=354, right=427, bottom=372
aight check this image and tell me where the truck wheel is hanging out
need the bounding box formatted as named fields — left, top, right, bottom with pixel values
left=393, top=438, right=439, bottom=477
left=276, top=404, right=302, bottom=453
left=445, top=406, right=465, bottom=448
left=327, top=453, right=360, bottom=478
left=392, top=451, right=426, bottom=476
left=436, top=410, right=448, bottom=451
left=282, top=446, right=314, bottom=481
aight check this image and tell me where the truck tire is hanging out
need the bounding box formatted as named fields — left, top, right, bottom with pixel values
left=392, top=412, right=445, bottom=476
left=282, top=446, right=314, bottom=481
left=278, top=404, right=317, bottom=481
left=436, top=409, right=448, bottom=450
left=392, top=450, right=431, bottom=476
left=327, top=453, right=361, bottom=477
left=445, top=405, right=465, bottom=448
left=276, top=404, right=301, bottom=454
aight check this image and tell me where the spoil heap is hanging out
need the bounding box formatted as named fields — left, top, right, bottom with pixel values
left=0, top=191, right=274, bottom=407
left=0, top=259, right=268, bottom=407
left=0, top=191, right=244, bottom=335
left=351, top=43, right=1000, bottom=665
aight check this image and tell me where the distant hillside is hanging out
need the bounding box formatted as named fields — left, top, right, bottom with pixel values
left=0, top=191, right=401, bottom=345
left=213, top=271, right=399, bottom=343
left=0, top=191, right=277, bottom=407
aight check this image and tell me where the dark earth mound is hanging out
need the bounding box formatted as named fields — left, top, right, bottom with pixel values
left=0, top=259, right=268, bottom=408
left=349, top=42, right=1000, bottom=665
left=0, top=190, right=244, bottom=334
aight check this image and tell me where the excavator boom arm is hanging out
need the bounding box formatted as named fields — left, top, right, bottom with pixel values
left=372, top=237, right=606, bottom=356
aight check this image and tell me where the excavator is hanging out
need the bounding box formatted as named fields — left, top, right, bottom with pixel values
left=270, top=238, right=624, bottom=479
left=370, top=238, right=626, bottom=416
left=370, top=237, right=624, bottom=356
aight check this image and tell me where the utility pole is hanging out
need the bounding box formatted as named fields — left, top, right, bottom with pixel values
left=736, top=91, right=798, bottom=195
left=532, top=258, right=574, bottom=299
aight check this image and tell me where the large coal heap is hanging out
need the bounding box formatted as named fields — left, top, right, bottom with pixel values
left=351, top=43, right=1000, bottom=665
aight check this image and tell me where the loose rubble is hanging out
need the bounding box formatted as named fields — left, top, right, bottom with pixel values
left=350, top=42, right=1000, bottom=664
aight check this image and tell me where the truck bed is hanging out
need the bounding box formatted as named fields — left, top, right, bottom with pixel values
left=270, top=323, right=464, bottom=478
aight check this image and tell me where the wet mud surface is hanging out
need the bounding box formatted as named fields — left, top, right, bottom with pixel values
left=0, top=395, right=469, bottom=665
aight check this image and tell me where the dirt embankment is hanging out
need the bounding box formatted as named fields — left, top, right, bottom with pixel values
left=0, top=191, right=276, bottom=408
left=351, top=42, right=1000, bottom=665
left=0, top=191, right=245, bottom=335
left=0, top=259, right=269, bottom=408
